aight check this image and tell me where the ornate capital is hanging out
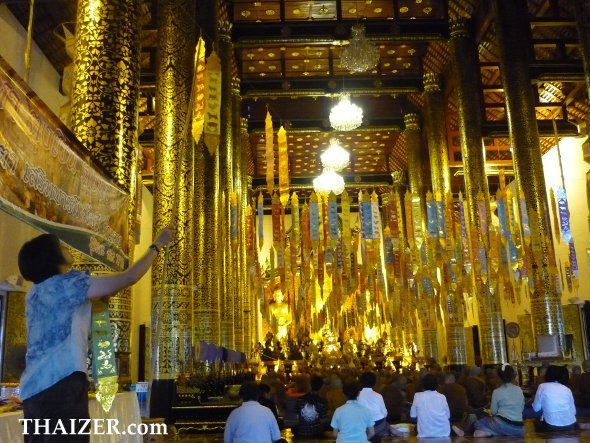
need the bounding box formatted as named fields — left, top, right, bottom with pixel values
left=391, top=170, right=407, bottom=187
left=404, top=113, right=420, bottom=131
left=449, top=18, right=470, bottom=39
left=216, top=0, right=232, bottom=41
left=423, top=72, right=442, bottom=92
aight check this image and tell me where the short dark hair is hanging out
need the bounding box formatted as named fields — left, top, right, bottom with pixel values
left=498, top=365, right=516, bottom=384
left=342, top=380, right=361, bottom=400
left=545, top=365, right=564, bottom=384
left=360, top=371, right=377, bottom=388
left=239, top=382, right=260, bottom=402
left=259, top=383, right=271, bottom=395
left=310, top=375, right=324, bottom=392
left=18, top=234, right=65, bottom=284
left=422, top=373, right=438, bottom=391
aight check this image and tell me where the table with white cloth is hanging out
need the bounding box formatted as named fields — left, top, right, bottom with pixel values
left=0, top=392, right=142, bottom=443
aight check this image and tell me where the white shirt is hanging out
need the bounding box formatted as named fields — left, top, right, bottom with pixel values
left=224, top=401, right=281, bottom=443
left=410, top=390, right=451, bottom=438
left=357, top=388, right=388, bottom=422
left=532, top=382, right=576, bottom=426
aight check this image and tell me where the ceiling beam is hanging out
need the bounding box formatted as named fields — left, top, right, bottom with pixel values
left=232, top=20, right=449, bottom=42
left=482, top=119, right=579, bottom=138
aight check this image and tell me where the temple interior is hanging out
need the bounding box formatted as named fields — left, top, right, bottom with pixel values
left=2, top=0, right=590, bottom=441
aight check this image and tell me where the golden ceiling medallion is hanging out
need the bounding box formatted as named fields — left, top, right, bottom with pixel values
left=374, top=8, right=383, bottom=13
left=241, top=10, right=251, bottom=18
left=349, top=8, right=357, bottom=13
left=423, top=7, right=432, bottom=14
left=265, top=9, right=276, bottom=16
left=293, top=8, right=301, bottom=15
left=400, top=6, right=409, bottom=13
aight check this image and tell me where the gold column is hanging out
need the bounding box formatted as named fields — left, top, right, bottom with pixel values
left=151, top=0, right=195, bottom=416
left=493, top=0, right=565, bottom=347
left=232, top=78, right=245, bottom=353
left=450, top=19, right=506, bottom=364
left=405, top=113, right=438, bottom=362
left=216, top=0, right=235, bottom=350
left=194, top=139, right=220, bottom=345
left=70, top=0, right=142, bottom=371
left=423, top=73, right=467, bottom=365
left=575, top=0, right=590, bottom=104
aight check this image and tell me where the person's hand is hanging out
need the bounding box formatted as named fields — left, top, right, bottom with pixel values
left=154, top=226, right=174, bottom=249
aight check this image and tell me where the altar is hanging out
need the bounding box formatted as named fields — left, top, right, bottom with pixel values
left=0, top=392, right=143, bottom=443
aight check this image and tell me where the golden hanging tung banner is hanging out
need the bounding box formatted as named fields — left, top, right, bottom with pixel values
left=191, top=37, right=207, bottom=143
left=203, top=51, right=221, bottom=155
left=278, top=125, right=290, bottom=206
left=265, top=111, right=274, bottom=194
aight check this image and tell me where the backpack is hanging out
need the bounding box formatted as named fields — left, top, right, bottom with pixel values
left=300, top=402, right=319, bottom=422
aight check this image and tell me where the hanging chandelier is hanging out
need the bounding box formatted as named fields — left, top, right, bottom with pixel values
left=321, top=138, right=350, bottom=171
left=329, top=95, right=363, bottom=131
left=340, top=24, right=380, bottom=73
left=313, top=169, right=345, bottom=195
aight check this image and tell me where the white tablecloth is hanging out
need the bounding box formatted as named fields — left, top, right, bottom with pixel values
left=0, top=392, right=142, bottom=443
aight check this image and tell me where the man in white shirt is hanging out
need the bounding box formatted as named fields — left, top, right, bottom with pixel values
left=224, top=382, right=282, bottom=443
left=410, top=373, right=451, bottom=438
left=357, top=372, right=389, bottom=438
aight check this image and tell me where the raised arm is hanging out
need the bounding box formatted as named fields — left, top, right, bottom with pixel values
left=86, top=227, right=173, bottom=299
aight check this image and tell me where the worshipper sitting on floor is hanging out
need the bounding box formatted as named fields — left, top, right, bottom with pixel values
left=331, top=380, right=375, bottom=443
left=224, top=382, right=284, bottom=443
left=292, top=375, right=330, bottom=438
left=325, top=373, right=347, bottom=417
left=452, top=364, right=524, bottom=438
left=410, top=373, right=451, bottom=438
left=382, top=375, right=407, bottom=423
left=438, top=373, right=468, bottom=423
left=575, top=360, right=590, bottom=409
left=532, top=365, right=578, bottom=432
left=358, top=371, right=389, bottom=440
left=460, top=367, right=488, bottom=418
left=18, top=228, right=173, bottom=443
left=259, top=383, right=280, bottom=421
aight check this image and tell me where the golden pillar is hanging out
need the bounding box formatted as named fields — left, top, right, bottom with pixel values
left=423, top=73, right=467, bottom=365
left=194, top=139, right=221, bottom=346
left=493, top=0, right=565, bottom=347
left=70, top=0, right=142, bottom=373
left=151, top=0, right=195, bottom=416
left=232, top=78, right=245, bottom=353
left=216, top=0, right=235, bottom=350
left=405, top=113, right=439, bottom=362
left=450, top=19, right=506, bottom=364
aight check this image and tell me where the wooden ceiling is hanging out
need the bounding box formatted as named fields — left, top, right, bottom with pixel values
left=4, top=0, right=588, bottom=192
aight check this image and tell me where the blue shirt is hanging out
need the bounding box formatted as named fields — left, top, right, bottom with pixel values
left=490, top=383, right=524, bottom=422
left=224, top=401, right=281, bottom=443
left=20, top=270, right=92, bottom=400
left=331, top=400, right=373, bottom=443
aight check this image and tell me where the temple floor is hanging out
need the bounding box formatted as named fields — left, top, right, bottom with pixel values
left=162, top=422, right=590, bottom=442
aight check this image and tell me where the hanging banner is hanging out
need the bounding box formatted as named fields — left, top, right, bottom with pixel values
left=556, top=187, right=572, bottom=244
left=230, top=192, right=238, bottom=240
left=271, top=193, right=281, bottom=247
left=265, top=111, right=274, bottom=194
left=411, top=193, right=423, bottom=245
left=371, top=192, right=382, bottom=239
left=203, top=51, right=221, bottom=155
left=191, top=37, right=206, bottom=143
left=435, top=193, right=446, bottom=239
left=291, top=192, right=300, bottom=248
left=257, top=193, right=264, bottom=249
left=278, top=126, right=289, bottom=206
left=328, top=194, right=339, bottom=241
left=496, top=191, right=508, bottom=238
left=246, top=204, right=254, bottom=259
left=549, top=188, right=561, bottom=242
left=0, top=56, right=129, bottom=270
left=569, top=241, right=579, bottom=278
left=301, top=202, right=311, bottom=255
left=309, top=193, right=320, bottom=243
left=519, top=193, right=531, bottom=239
left=426, top=193, right=437, bottom=239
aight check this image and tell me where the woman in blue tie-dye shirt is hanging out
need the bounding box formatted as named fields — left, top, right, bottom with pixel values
left=18, top=227, right=173, bottom=442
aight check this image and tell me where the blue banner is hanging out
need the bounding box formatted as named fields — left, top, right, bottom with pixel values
left=427, top=200, right=438, bottom=238
left=556, top=187, right=572, bottom=243
left=309, top=202, right=320, bottom=242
